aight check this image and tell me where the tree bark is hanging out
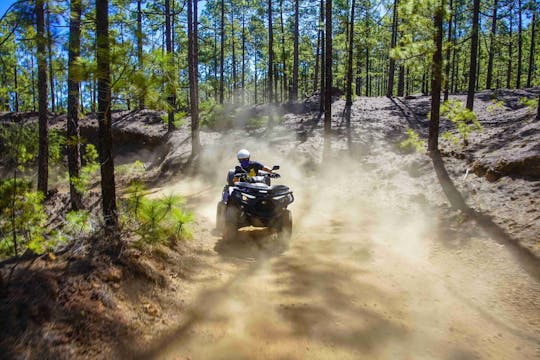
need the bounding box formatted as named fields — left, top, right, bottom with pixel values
left=219, top=0, right=225, bottom=104
left=397, top=64, right=404, bottom=96
left=324, top=0, right=332, bottom=157
left=14, top=64, right=19, bottom=112
left=486, top=0, right=497, bottom=89
left=165, top=0, right=175, bottom=132
left=429, top=0, right=469, bottom=212
left=231, top=6, right=237, bottom=104
left=314, top=13, right=321, bottom=93
left=292, top=0, right=299, bottom=101
left=96, top=0, right=118, bottom=228
left=46, top=3, right=55, bottom=113
left=526, top=11, right=535, bottom=88
left=516, top=0, right=522, bottom=89
left=346, top=0, right=356, bottom=105
left=319, top=0, right=325, bottom=112
left=466, top=0, right=480, bottom=110
left=444, top=0, right=453, bottom=100
left=188, top=0, right=201, bottom=157
left=507, top=15, right=513, bottom=88
left=386, top=0, right=397, bottom=97
left=268, top=0, right=274, bottom=104
left=36, top=0, right=48, bottom=195
left=279, top=0, right=287, bottom=103
left=241, top=7, right=246, bottom=104
left=67, top=0, right=83, bottom=210
left=137, top=0, right=144, bottom=109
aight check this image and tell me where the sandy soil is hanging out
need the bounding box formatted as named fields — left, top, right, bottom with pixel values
left=1, top=90, right=539, bottom=359
left=125, top=89, right=539, bottom=358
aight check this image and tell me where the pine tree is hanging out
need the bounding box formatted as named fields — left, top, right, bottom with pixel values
left=67, top=0, right=83, bottom=210
left=36, top=0, right=49, bottom=195
left=96, top=0, right=118, bottom=228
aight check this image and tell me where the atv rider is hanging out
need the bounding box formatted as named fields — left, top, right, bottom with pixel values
left=233, top=149, right=279, bottom=183
left=221, top=149, right=279, bottom=204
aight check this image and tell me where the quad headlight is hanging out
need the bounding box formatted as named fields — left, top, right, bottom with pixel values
left=239, top=192, right=255, bottom=202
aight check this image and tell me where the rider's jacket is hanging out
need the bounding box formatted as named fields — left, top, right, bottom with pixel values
left=238, top=161, right=264, bottom=177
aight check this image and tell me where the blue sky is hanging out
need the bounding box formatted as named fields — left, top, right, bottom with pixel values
left=0, top=0, right=18, bottom=18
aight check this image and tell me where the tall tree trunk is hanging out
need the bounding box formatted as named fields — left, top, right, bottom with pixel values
left=476, top=33, right=481, bottom=91
left=346, top=0, right=356, bottom=106
left=219, top=0, right=225, bottom=104
left=36, top=0, right=48, bottom=195
left=213, top=23, right=218, bottom=100
left=46, top=3, right=55, bottom=113
left=365, top=30, right=369, bottom=95
left=268, top=0, right=274, bottom=104
left=355, top=43, right=361, bottom=96
left=254, top=48, right=258, bottom=103
left=137, top=0, right=145, bottom=109
left=280, top=0, right=287, bottom=102
left=466, top=0, right=480, bottom=110
left=14, top=64, right=19, bottom=112
left=314, top=19, right=321, bottom=93
left=96, top=0, right=118, bottom=228
left=319, top=0, right=325, bottom=112
left=451, top=7, right=458, bottom=93
left=292, top=0, right=299, bottom=101
left=188, top=0, right=201, bottom=157
left=527, top=12, right=536, bottom=88
left=324, top=0, right=332, bottom=157
left=430, top=0, right=468, bottom=212
left=231, top=7, right=237, bottom=104
left=31, top=53, right=36, bottom=111
left=241, top=8, right=246, bottom=105
left=507, top=15, right=513, bottom=88
left=486, top=0, right=497, bottom=89
left=444, top=0, right=453, bottom=100
left=165, top=0, right=175, bottom=132
left=67, top=0, right=83, bottom=210
left=516, top=0, right=522, bottom=88
left=386, top=0, right=398, bottom=97
left=397, top=64, right=404, bottom=96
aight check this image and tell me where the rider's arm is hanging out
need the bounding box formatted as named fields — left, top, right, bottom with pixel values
left=262, top=166, right=275, bottom=174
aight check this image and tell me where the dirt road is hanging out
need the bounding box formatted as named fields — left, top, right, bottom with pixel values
left=138, top=159, right=540, bottom=360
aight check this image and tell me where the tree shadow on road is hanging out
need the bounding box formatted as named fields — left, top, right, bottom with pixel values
left=272, top=243, right=408, bottom=354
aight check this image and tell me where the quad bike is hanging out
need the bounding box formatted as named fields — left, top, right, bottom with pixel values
left=216, top=165, right=294, bottom=242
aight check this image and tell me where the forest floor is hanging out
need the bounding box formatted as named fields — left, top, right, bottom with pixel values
left=0, top=88, right=539, bottom=359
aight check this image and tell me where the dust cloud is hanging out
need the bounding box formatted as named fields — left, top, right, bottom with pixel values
left=141, top=122, right=539, bottom=359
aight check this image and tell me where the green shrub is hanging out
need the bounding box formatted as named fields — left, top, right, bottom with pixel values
left=520, top=97, right=537, bottom=112
left=400, top=128, right=425, bottom=153
left=440, top=100, right=481, bottom=145
left=487, top=100, right=505, bottom=113
left=123, top=182, right=193, bottom=246
left=70, top=144, right=100, bottom=194
left=0, top=178, right=47, bottom=257
left=116, top=160, right=146, bottom=178
left=0, top=123, right=65, bottom=166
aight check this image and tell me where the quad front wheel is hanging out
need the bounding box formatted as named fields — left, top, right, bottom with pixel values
left=223, top=206, right=239, bottom=241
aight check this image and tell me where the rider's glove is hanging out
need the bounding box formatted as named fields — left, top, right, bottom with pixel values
left=270, top=173, right=281, bottom=178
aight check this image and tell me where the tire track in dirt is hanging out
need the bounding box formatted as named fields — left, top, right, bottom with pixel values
left=136, top=166, right=539, bottom=359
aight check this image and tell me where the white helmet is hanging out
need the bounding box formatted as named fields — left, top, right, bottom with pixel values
left=237, top=149, right=250, bottom=160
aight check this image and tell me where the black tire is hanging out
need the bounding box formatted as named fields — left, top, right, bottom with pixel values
left=278, top=209, right=292, bottom=242
left=223, top=206, right=239, bottom=241
left=216, top=202, right=226, bottom=231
